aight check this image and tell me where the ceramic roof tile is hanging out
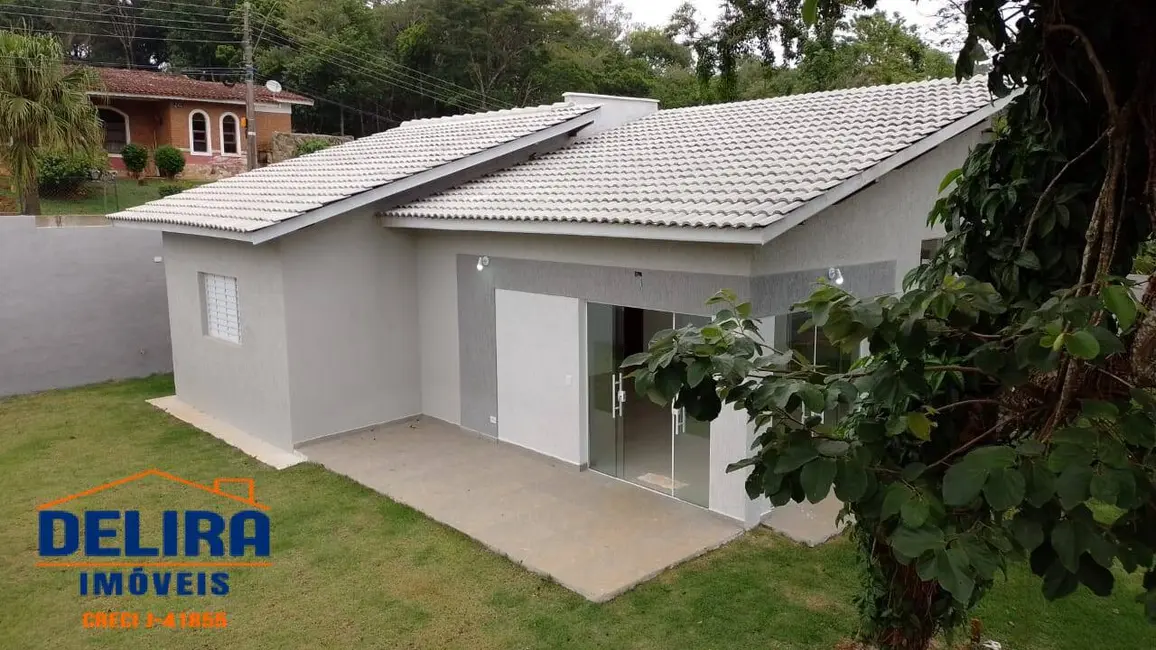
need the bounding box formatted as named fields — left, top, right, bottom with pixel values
left=385, top=77, right=995, bottom=229
left=92, top=67, right=312, bottom=105
left=108, top=102, right=596, bottom=233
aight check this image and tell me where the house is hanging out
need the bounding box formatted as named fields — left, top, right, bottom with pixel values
left=89, top=68, right=313, bottom=179
left=108, top=78, right=1005, bottom=528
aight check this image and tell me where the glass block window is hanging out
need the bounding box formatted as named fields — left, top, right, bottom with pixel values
left=201, top=273, right=240, bottom=344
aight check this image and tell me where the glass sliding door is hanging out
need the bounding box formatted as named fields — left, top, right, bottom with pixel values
left=672, top=313, right=712, bottom=507
left=587, top=302, right=625, bottom=477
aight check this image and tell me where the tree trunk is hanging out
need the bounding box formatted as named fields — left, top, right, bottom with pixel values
left=21, top=187, right=40, bottom=216
left=865, top=536, right=941, bottom=650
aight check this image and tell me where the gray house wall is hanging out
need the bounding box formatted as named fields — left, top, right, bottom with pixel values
left=280, top=210, right=421, bottom=444
left=162, top=231, right=293, bottom=448
left=0, top=217, right=171, bottom=397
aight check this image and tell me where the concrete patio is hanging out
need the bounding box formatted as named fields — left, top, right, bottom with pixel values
left=300, top=417, right=744, bottom=602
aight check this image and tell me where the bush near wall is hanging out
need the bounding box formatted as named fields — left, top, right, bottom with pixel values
left=120, top=144, right=149, bottom=180
left=37, top=152, right=101, bottom=196
left=154, top=145, right=185, bottom=180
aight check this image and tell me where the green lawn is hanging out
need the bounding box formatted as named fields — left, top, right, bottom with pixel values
left=1, top=179, right=204, bottom=216
left=1, top=376, right=1152, bottom=650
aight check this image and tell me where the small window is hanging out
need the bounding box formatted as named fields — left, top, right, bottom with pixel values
left=221, top=114, right=239, bottom=155
left=98, top=108, right=128, bottom=154
left=190, top=111, right=210, bottom=154
left=921, top=238, right=944, bottom=263
left=201, top=273, right=240, bottom=344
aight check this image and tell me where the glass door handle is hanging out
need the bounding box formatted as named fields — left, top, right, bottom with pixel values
left=611, top=372, right=626, bottom=418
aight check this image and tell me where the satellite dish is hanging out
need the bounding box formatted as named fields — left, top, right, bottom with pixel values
left=264, top=80, right=282, bottom=93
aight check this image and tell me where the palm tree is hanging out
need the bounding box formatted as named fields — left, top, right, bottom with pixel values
left=0, top=29, right=102, bottom=215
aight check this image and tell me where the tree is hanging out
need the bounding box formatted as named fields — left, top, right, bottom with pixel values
left=0, top=30, right=102, bottom=215
left=627, top=1, right=1156, bottom=649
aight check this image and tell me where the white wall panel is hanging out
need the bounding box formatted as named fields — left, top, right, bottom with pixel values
left=495, top=289, right=582, bottom=464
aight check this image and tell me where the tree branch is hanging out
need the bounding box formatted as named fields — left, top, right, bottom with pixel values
left=1045, top=24, right=1118, bottom=119
left=929, top=417, right=1013, bottom=469
left=934, top=399, right=1001, bottom=412
left=1019, top=130, right=1107, bottom=252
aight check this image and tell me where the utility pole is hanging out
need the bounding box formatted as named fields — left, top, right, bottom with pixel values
left=242, top=1, right=257, bottom=171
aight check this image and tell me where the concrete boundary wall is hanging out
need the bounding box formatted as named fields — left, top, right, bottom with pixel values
left=0, top=217, right=171, bottom=397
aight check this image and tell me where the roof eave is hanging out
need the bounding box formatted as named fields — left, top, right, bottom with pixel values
left=755, top=93, right=1016, bottom=245
left=383, top=216, right=767, bottom=245
left=89, top=90, right=314, bottom=106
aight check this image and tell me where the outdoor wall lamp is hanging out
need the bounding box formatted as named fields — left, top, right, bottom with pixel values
left=476, top=255, right=490, bottom=271
left=828, top=267, right=845, bottom=286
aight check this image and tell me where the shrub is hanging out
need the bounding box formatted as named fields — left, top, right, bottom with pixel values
left=36, top=151, right=94, bottom=195
left=154, top=145, right=185, bottom=179
left=157, top=183, right=186, bottom=198
left=120, top=143, right=149, bottom=178
left=294, top=139, right=333, bottom=157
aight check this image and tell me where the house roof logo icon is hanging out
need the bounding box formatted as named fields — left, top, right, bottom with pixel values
left=37, top=468, right=268, bottom=511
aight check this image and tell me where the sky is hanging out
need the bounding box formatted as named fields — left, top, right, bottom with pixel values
left=618, top=0, right=947, bottom=36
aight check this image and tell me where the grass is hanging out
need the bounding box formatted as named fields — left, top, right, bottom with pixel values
left=1, top=178, right=205, bottom=216
left=1, top=376, right=1153, bottom=650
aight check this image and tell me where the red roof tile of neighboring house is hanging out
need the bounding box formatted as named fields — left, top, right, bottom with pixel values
left=90, top=67, right=313, bottom=106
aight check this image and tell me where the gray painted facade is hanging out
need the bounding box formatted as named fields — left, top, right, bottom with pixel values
left=0, top=217, right=170, bottom=397
left=150, top=125, right=985, bottom=524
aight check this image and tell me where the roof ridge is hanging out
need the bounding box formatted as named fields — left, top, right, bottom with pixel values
left=655, top=75, right=989, bottom=116
left=398, top=102, right=591, bottom=128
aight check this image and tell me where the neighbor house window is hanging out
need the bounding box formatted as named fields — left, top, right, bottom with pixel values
left=220, top=113, right=239, bottom=155
left=778, top=312, right=857, bottom=422
left=98, top=108, right=129, bottom=154
left=190, top=110, right=210, bottom=154
left=201, top=273, right=240, bottom=344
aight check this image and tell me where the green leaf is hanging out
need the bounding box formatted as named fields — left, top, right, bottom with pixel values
left=901, top=497, right=930, bottom=528
left=1056, top=465, right=1093, bottom=509
left=776, top=443, right=819, bottom=473
left=1090, top=471, right=1120, bottom=504
left=967, top=446, right=1018, bottom=469
left=801, top=0, right=818, bottom=25
left=984, top=467, right=1026, bottom=510
left=800, top=458, right=837, bottom=503
left=653, top=364, right=684, bottom=402
left=1102, top=285, right=1138, bottom=330
left=1024, top=462, right=1056, bottom=507
left=890, top=525, right=946, bottom=559
left=1081, top=399, right=1119, bottom=419
left=905, top=412, right=934, bottom=441
left=938, top=168, right=962, bottom=193
left=621, top=352, right=651, bottom=368
left=1065, top=330, right=1101, bottom=359
left=835, top=460, right=869, bottom=502
left=816, top=439, right=850, bottom=457
left=882, top=483, right=913, bottom=520
left=1043, top=562, right=1080, bottom=600
left=943, top=461, right=988, bottom=506
left=1052, top=520, right=1083, bottom=572
left=1121, top=412, right=1156, bottom=447
left=936, top=547, right=976, bottom=603
left=1077, top=555, right=1115, bottom=596
left=686, top=359, right=710, bottom=388
left=1011, top=516, right=1044, bottom=552
left=1015, top=250, right=1041, bottom=270
left=901, top=462, right=928, bottom=482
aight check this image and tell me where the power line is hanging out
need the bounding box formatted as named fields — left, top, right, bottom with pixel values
left=267, top=19, right=504, bottom=109
left=43, top=0, right=236, bottom=19
left=13, top=0, right=237, bottom=25
left=0, top=6, right=239, bottom=33
left=262, top=31, right=489, bottom=113
left=254, top=73, right=393, bottom=126
left=0, top=8, right=238, bottom=36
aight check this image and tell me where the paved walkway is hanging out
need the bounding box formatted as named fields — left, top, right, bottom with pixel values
left=300, top=417, right=743, bottom=602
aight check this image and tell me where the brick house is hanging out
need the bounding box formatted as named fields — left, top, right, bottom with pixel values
left=90, top=68, right=313, bottom=179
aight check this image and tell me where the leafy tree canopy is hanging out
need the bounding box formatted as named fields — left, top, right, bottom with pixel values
left=629, top=1, right=1156, bottom=650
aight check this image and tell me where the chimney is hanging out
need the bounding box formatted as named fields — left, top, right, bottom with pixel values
left=563, top=92, right=659, bottom=139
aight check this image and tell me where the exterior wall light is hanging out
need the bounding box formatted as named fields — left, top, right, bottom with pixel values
left=828, top=267, right=845, bottom=286
left=476, top=255, right=490, bottom=271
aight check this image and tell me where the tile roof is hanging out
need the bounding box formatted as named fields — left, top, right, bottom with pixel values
left=385, top=77, right=995, bottom=230
left=107, top=102, right=597, bottom=234
left=91, top=67, right=312, bottom=105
